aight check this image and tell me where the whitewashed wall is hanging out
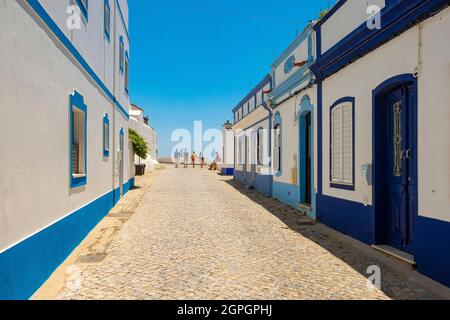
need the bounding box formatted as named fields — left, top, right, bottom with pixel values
left=273, top=38, right=310, bottom=88
left=272, top=87, right=317, bottom=190
left=321, top=7, right=450, bottom=222
left=321, top=0, right=386, bottom=52
left=0, top=0, right=132, bottom=251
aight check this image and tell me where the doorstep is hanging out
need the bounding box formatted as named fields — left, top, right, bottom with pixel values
left=372, top=245, right=416, bottom=267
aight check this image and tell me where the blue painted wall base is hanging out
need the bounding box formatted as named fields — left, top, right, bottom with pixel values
left=272, top=181, right=299, bottom=209
left=0, top=178, right=135, bottom=300
left=255, top=174, right=272, bottom=197
left=316, top=194, right=374, bottom=245
left=316, top=193, right=450, bottom=287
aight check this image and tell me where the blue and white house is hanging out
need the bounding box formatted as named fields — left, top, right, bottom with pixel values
left=230, top=0, right=450, bottom=287
left=0, top=0, right=135, bottom=299
left=311, top=0, right=450, bottom=286
left=268, top=23, right=317, bottom=218
left=232, top=75, right=273, bottom=196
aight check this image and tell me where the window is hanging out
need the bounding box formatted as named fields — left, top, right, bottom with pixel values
left=273, top=112, right=282, bottom=174
left=75, top=0, right=88, bottom=22
left=274, top=125, right=281, bottom=172
left=237, top=135, right=245, bottom=165
left=104, top=0, right=110, bottom=41
left=103, top=114, right=110, bottom=158
left=119, top=36, right=124, bottom=73
left=330, top=97, right=355, bottom=189
left=70, top=91, right=87, bottom=188
left=257, top=128, right=263, bottom=165
left=125, top=51, right=129, bottom=94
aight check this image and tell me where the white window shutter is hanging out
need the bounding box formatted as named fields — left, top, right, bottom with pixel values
left=331, top=104, right=353, bottom=185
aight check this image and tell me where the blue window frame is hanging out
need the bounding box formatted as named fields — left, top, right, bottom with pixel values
left=104, top=0, right=110, bottom=42
left=273, top=112, right=282, bottom=175
left=103, top=114, right=110, bottom=158
left=125, top=51, right=129, bottom=95
left=329, top=97, right=355, bottom=190
left=75, top=0, right=88, bottom=22
left=119, top=36, right=124, bottom=73
left=70, top=91, right=88, bottom=189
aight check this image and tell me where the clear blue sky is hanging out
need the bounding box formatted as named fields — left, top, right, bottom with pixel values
left=129, top=0, right=336, bottom=157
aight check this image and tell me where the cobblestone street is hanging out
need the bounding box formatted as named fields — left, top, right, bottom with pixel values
left=34, top=166, right=450, bottom=300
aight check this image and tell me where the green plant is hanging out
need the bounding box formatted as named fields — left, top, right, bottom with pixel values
left=319, top=9, right=329, bottom=19
left=129, top=128, right=148, bottom=160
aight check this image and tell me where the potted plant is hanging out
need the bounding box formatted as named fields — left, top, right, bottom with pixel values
left=129, top=128, right=149, bottom=176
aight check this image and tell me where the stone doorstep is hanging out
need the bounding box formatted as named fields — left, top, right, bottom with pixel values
left=372, top=245, right=416, bottom=266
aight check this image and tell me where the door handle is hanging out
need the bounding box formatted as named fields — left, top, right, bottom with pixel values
left=405, top=149, right=411, bottom=159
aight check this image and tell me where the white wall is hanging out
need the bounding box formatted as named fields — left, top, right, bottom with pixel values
left=272, top=87, right=317, bottom=190
left=321, top=7, right=450, bottom=222
left=0, top=0, right=132, bottom=251
left=321, top=0, right=385, bottom=53
left=274, top=39, right=310, bottom=88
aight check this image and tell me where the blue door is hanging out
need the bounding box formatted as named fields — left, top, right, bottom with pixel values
left=386, top=86, right=415, bottom=253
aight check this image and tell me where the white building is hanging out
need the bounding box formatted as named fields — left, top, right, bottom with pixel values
left=0, top=0, right=134, bottom=299
left=311, top=0, right=450, bottom=287
left=268, top=23, right=317, bottom=218
left=230, top=0, right=450, bottom=287
left=129, top=104, right=159, bottom=170
left=232, top=75, right=273, bottom=196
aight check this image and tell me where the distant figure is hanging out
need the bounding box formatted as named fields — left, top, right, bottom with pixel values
left=174, top=149, right=180, bottom=168
left=209, top=152, right=222, bottom=171
left=200, top=152, right=205, bottom=168
left=191, top=152, right=197, bottom=168
left=183, top=149, right=189, bottom=168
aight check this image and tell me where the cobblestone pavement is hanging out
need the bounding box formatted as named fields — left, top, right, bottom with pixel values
left=34, top=166, right=450, bottom=300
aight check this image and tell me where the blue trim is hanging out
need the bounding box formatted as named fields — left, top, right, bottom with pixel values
left=298, top=95, right=316, bottom=219
left=415, top=216, right=450, bottom=287
left=317, top=81, right=323, bottom=195
left=255, top=174, right=272, bottom=197
left=317, top=193, right=374, bottom=244
left=75, top=0, right=88, bottom=22
left=115, top=0, right=131, bottom=42
left=284, top=55, right=296, bottom=74
left=25, top=0, right=129, bottom=119
left=329, top=97, right=355, bottom=190
left=103, top=113, right=110, bottom=158
left=271, top=32, right=314, bottom=101
left=103, top=0, right=110, bottom=42
left=272, top=181, right=300, bottom=210
left=70, top=91, right=88, bottom=189
left=232, top=74, right=272, bottom=113
left=0, top=178, right=135, bottom=299
left=119, top=36, right=124, bottom=73
left=272, top=24, right=314, bottom=68
left=124, top=51, right=129, bottom=95
left=273, top=112, right=282, bottom=176
left=372, top=74, right=418, bottom=249
left=314, top=0, right=347, bottom=28
left=271, top=70, right=313, bottom=102
left=311, top=0, right=449, bottom=80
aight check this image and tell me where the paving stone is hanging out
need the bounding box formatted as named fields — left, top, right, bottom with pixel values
left=34, top=166, right=450, bottom=300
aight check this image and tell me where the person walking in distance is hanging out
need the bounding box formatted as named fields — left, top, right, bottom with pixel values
left=191, top=151, right=197, bottom=168
left=183, top=149, right=189, bottom=168
left=200, top=152, right=205, bottom=169
left=174, top=149, right=180, bottom=168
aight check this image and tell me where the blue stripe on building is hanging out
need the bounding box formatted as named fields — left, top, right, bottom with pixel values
left=0, top=178, right=135, bottom=300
